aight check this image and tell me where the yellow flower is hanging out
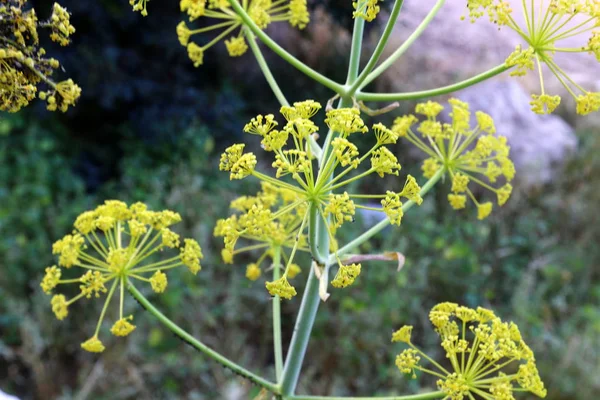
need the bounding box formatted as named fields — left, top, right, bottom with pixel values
left=218, top=101, right=434, bottom=299
left=324, top=192, right=356, bottom=229
left=382, top=191, right=404, bottom=226
left=81, top=336, right=105, bottom=353
left=391, top=325, right=413, bottom=343
left=225, top=36, right=248, bottom=56
left=129, top=0, right=149, bottom=16
left=150, top=270, right=168, bottom=293
left=51, top=294, right=68, bottom=320
left=48, top=4, right=76, bottom=45
left=111, top=316, right=136, bottom=336
left=265, top=275, right=297, bottom=299
left=178, top=0, right=309, bottom=66
left=287, top=263, right=301, bottom=279
left=43, top=201, right=202, bottom=352
left=448, top=194, right=467, bottom=210
left=371, top=147, right=401, bottom=177
left=187, top=42, right=204, bottom=67
left=181, top=238, right=204, bottom=274
left=396, top=99, right=515, bottom=219
left=41, top=266, right=61, bottom=294
left=289, top=0, right=309, bottom=29
left=477, top=202, right=493, bottom=220
left=80, top=271, right=108, bottom=298
left=465, top=0, right=600, bottom=115
left=353, top=0, right=380, bottom=22
left=392, top=302, right=547, bottom=399
left=246, top=263, right=262, bottom=281
left=331, top=263, right=361, bottom=288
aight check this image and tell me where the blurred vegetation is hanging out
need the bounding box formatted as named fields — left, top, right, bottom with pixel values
left=1, top=1, right=600, bottom=399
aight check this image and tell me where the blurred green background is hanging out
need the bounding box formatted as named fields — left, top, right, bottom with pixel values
left=1, top=0, right=599, bottom=399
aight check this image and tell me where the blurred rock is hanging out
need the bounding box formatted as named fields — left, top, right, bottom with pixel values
left=375, top=0, right=599, bottom=107
left=455, top=80, right=577, bottom=187
left=371, top=0, right=583, bottom=185
left=0, top=390, right=19, bottom=400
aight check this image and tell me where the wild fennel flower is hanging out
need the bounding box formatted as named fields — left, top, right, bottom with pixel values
left=177, top=0, right=309, bottom=66
left=0, top=0, right=80, bottom=112
left=353, top=0, right=381, bottom=22
left=464, top=0, right=600, bottom=115
left=41, top=200, right=203, bottom=352
left=393, top=303, right=547, bottom=400
left=218, top=100, right=426, bottom=298
left=393, top=99, right=515, bottom=220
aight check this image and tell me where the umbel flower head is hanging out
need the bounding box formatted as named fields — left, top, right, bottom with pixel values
left=392, top=302, right=547, bottom=400
left=41, top=200, right=203, bottom=352
left=177, top=0, right=310, bottom=66
left=464, top=0, right=600, bottom=115
left=393, top=99, right=515, bottom=220
left=218, top=100, right=427, bottom=298
left=214, top=182, right=308, bottom=298
left=0, top=0, right=81, bottom=112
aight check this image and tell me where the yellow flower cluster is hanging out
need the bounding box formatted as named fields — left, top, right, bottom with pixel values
left=41, top=200, right=203, bottom=352
left=218, top=99, right=426, bottom=298
left=394, top=99, right=515, bottom=220
left=464, top=0, right=600, bottom=115
left=352, top=0, right=380, bottom=22
left=393, top=302, right=547, bottom=400
left=0, top=0, right=80, bottom=112
left=177, top=0, right=309, bottom=67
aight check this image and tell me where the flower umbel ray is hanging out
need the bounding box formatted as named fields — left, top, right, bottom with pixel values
left=464, top=0, right=600, bottom=115
left=392, top=302, right=547, bottom=400
left=42, top=200, right=203, bottom=352
left=177, top=0, right=310, bottom=66
left=217, top=100, right=427, bottom=298
left=393, top=99, right=515, bottom=219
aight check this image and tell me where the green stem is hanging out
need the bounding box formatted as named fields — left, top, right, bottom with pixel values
left=327, top=168, right=444, bottom=264
left=246, top=30, right=289, bottom=106
left=346, top=10, right=366, bottom=84
left=287, top=391, right=446, bottom=400
left=272, top=246, right=284, bottom=382
left=228, top=0, right=345, bottom=94
left=279, top=266, right=322, bottom=395
left=349, top=0, right=405, bottom=95
left=356, top=64, right=509, bottom=102
left=239, top=31, right=325, bottom=159
left=280, top=22, right=361, bottom=394
left=127, top=282, right=280, bottom=394
left=358, top=0, right=446, bottom=90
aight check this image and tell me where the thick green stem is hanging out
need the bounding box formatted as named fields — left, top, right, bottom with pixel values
left=127, top=282, right=280, bottom=394
left=228, top=0, right=345, bottom=94
left=280, top=16, right=364, bottom=394
left=349, top=0, right=405, bottom=95
left=272, top=246, right=284, bottom=382
left=359, top=0, right=446, bottom=90
left=279, top=266, right=322, bottom=395
left=327, top=168, right=445, bottom=265
left=356, top=64, right=509, bottom=102
left=287, top=391, right=446, bottom=400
